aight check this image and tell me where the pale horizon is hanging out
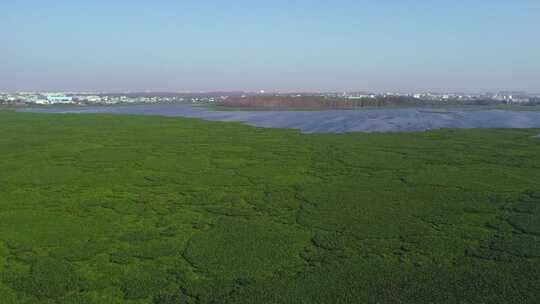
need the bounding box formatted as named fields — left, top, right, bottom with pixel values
left=2, top=1, right=539, bottom=93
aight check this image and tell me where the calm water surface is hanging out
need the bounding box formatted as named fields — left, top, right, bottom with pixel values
left=20, top=105, right=540, bottom=134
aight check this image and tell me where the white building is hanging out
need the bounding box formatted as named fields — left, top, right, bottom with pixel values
left=47, top=95, right=73, bottom=104
left=85, top=95, right=102, bottom=103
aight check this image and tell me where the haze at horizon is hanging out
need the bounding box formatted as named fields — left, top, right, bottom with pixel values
left=1, top=0, right=539, bottom=93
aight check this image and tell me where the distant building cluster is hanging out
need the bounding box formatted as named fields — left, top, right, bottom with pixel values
left=1, top=91, right=539, bottom=106
left=336, top=92, right=540, bottom=104
left=292, top=91, right=539, bottom=104
left=0, top=92, right=228, bottom=106
left=339, top=91, right=537, bottom=104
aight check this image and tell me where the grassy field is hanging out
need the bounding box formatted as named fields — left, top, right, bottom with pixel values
left=0, top=111, right=539, bottom=303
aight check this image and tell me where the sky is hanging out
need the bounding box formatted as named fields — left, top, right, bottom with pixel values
left=1, top=0, right=539, bottom=93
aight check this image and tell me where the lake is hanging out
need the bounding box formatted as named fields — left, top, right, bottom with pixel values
left=19, top=105, right=540, bottom=134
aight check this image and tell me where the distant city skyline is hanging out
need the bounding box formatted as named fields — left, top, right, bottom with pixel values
left=1, top=90, right=540, bottom=95
left=1, top=1, right=539, bottom=93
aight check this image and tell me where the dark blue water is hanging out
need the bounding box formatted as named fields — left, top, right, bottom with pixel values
left=19, top=105, right=540, bottom=134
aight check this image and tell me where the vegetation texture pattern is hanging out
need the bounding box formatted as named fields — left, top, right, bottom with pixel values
left=0, top=111, right=539, bottom=303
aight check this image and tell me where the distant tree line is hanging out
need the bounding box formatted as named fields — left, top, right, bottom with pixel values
left=0, top=99, right=27, bottom=107
left=526, top=97, right=540, bottom=105
left=219, top=96, right=507, bottom=109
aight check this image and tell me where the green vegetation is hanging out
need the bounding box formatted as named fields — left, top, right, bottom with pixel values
left=0, top=110, right=539, bottom=303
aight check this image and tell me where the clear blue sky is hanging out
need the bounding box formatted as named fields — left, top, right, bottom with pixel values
left=1, top=0, right=539, bottom=92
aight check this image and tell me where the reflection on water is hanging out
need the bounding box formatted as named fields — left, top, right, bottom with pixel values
left=19, top=105, right=540, bottom=134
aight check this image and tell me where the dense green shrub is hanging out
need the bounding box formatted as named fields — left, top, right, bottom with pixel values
left=11, top=258, right=83, bottom=299
left=0, top=111, right=539, bottom=303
